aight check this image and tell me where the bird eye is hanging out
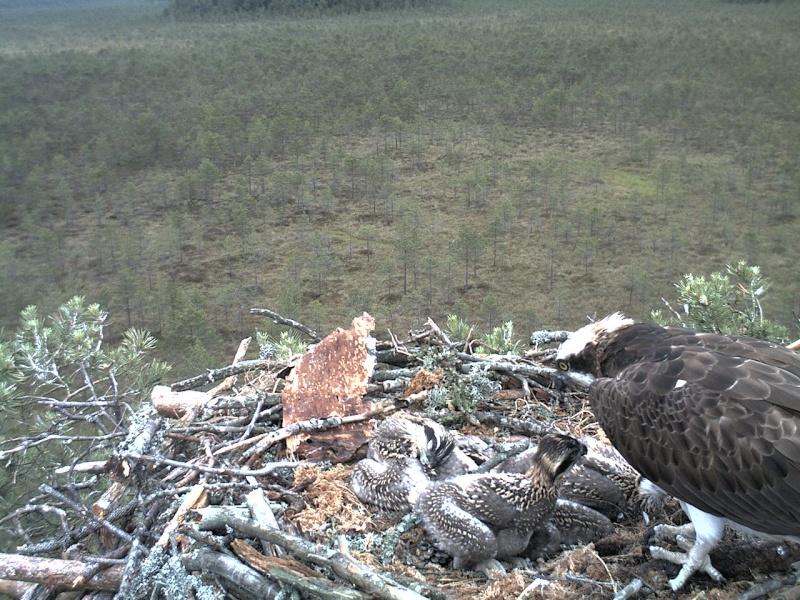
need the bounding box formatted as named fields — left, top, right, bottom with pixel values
left=557, top=360, right=569, bottom=371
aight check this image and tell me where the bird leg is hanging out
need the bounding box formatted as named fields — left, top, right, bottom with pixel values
left=649, top=516, right=726, bottom=591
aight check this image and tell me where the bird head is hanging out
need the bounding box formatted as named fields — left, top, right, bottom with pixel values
left=419, top=421, right=456, bottom=468
left=532, top=434, right=587, bottom=484
left=555, top=313, right=634, bottom=378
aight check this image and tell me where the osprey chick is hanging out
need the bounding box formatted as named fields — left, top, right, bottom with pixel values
left=555, top=313, right=800, bottom=590
left=415, top=433, right=585, bottom=570
left=351, top=413, right=474, bottom=512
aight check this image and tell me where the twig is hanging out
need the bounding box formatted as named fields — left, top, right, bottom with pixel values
left=39, top=484, right=134, bottom=546
left=123, top=452, right=305, bottom=478
left=473, top=412, right=560, bottom=438
left=612, top=578, right=643, bottom=600
left=171, top=359, right=275, bottom=392
left=221, top=515, right=430, bottom=600
left=730, top=575, right=797, bottom=600
left=250, top=307, right=322, bottom=342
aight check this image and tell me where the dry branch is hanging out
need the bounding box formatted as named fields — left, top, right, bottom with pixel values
left=528, top=329, right=572, bottom=346
left=216, top=515, right=430, bottom=600
left=208, top=337, right=252, bottom=396
left=250, top=307, right=322, bottom=341
left=0, top=554, right=123, bottom=592
left=170, top=359, right=274, bottom=391
left=232, top=539, right=370, bottom=600
left=182, top=547, right=281, bottom=599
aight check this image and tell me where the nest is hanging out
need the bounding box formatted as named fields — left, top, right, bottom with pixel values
left=2, top=312, right=799, bottom=600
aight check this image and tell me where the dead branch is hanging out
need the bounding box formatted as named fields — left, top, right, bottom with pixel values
left=182, top=547, right=282, bottom=599
left=156, top=484, right=208, bottom=547
left=232, top=539, right=369, bottom=600
left=170, top=359, right=274, bottom=392
left=459, top=352, right=593, bottom=391
left=39, top=484, right=134, bottom=547
left=123, top=452, right=305, bottom=478
left=0, top=554, right=123, bottom=592
left=215, top=514, right=431, bottom=600
left=250, top=307, right=321, bottom=342
left=730, top=574, right=798, bottom=600
left=208, top=337, right=252, bottom=396
left=242, top=405, right=396, bottom=461
left=245, top=488, right=283, bottom=557
left=372, top=368, right=420, bottom=382
left=473, top=411, right=560, bottom=438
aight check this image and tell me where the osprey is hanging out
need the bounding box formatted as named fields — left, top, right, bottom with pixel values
left=555, top=313, right=800, bottom=590
left=415, top=434, right=586, bottom=572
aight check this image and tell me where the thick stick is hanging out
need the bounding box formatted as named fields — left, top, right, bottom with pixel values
left=0, top=554, right=123, bottom=592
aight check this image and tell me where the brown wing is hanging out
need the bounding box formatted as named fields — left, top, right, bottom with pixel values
left=590, top=347, right=800, bottom=537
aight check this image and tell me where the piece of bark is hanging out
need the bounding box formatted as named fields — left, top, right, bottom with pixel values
left=402, top=369, right=443, bottom=397
left=281, top=313, right=378, bottom=463
left=0, top=554, right=122, bottom=592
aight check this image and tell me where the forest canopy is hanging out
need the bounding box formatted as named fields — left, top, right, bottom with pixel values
left=0, top=0, right=798, bottom=379
left=165, top=0, right=443, bottom=17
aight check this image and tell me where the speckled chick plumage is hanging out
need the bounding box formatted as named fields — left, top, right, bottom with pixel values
left=497, top=435, right=640, bottom=522
left=351, top=413, right=475, bottom=512
left=367, top=413, right=476, bottom=478
left=350, top=454, right=429, bottom=513
left=415, top=433, right=586, bottom=569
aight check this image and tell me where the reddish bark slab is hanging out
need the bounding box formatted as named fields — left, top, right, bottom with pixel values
left=281, top=313, right=377, bottom=462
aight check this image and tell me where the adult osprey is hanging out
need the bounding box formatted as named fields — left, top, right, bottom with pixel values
left=555, top=313, right=800, bottom=590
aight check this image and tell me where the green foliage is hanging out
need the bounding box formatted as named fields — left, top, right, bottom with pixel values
left=256, top=329, right=308, bottom=361
left=651, top=261, right=790, bottom=343
left=6, top=297, right=169, bottom=402
left=2, top=0, right=800, bottom=375
left=477, top=320, right=521, bottom=356
left=444, top=314, right=472, bottom=342
left=421, top=346, right=498, bottom=427
left=0, top=297, right=170, bottom=548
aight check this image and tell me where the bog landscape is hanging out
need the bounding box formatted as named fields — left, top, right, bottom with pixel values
left=1, top=0, right=800, bottom=599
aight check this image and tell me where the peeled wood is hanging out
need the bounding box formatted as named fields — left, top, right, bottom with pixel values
left=0, top=554, right=122, bottom=592
left=182, top=547, right=281, bottom=599
left=157, top=484, right=208, bottom=547
left=231, top=540, right=368, bottom=600
left=207, top=337, right=251, bottom=396
left=151, top=385, right=211, bottom=419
